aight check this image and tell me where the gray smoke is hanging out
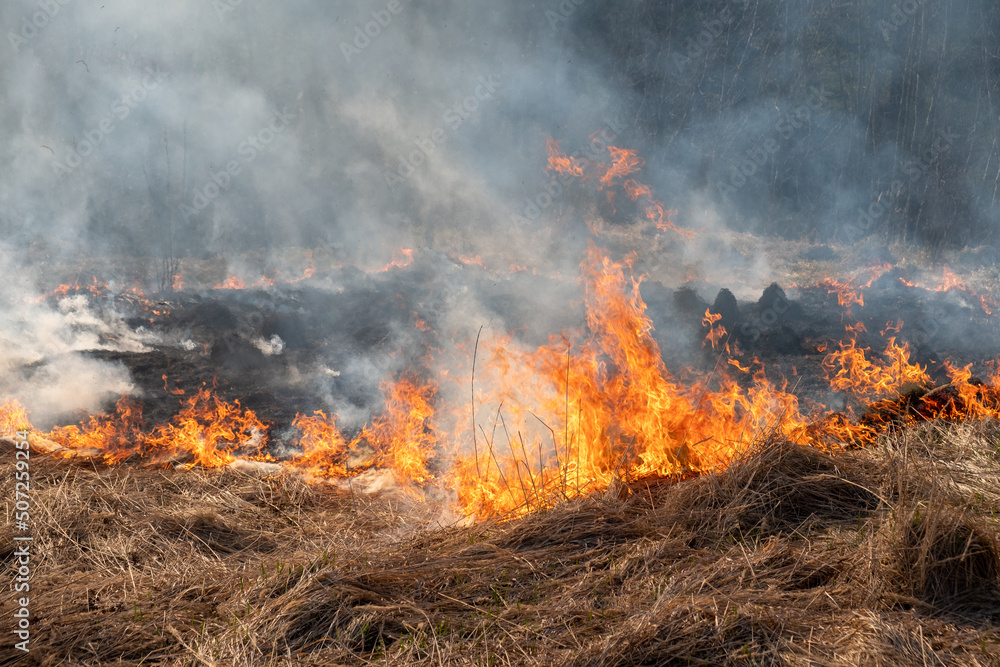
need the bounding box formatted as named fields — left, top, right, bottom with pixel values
left=0, top=0, right=997, bottom=426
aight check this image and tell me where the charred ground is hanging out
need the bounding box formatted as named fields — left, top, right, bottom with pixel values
left=45, top=239, right=1000, bottom=457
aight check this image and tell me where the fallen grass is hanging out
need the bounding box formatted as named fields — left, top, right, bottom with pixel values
left=4, top=420, right=1000, bottom=665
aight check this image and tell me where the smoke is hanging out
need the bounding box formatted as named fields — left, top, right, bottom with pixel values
left=0, top=0, right=621, bottom=270
left=568, top=0, right=1000, bottom=248
left=1, top=0, right=997, bottom=430
left=0, top=249, right=147, bottom=427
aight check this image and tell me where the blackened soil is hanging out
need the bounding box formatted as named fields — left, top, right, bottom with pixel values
left=65, top=259, right=1000, bottom=448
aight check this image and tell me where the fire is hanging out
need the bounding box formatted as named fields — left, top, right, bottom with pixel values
left=214, top=276, right=247, bottom=290
left=822, top=335, right=929, bottom=401
left=8, top=244, right=1000, bottom=523
left=212, top=275, right=278, bottom=289
left=291, top=376, right=436, bottom=487
left=42, top=386, right=270, bottom=467
left=292, top=411, right=353, bottom=478
left=820, top=278, right=864, bottom=311
left=171, top=273, right=185, bottom=291
left=702, top=309, right=727, bottom=350
left=861, top=263, right=893, bottom=287
left=898, top=266, right=997, bottom=315
left=286, top=250, right=317, bottom=283
left=380, top=248, right=415, bottom=272
left=0, top=398, right=31, bottom=436
left=365, top=377, right=437, bottom=485
left=939, top=266, right=965, bottom=291
left=545, top=138, right=585, bottom=178
left=881, top=319, right=903, bottom=336
left=162, top=374, right=186, bottom=395
left=599, top=146, right=644, bottom=186
left=453, top=254, right=488, bottom=270
left=453, top=243, right=814, bottom=518
left=544, top=137, right=691, bottom=237
left=35, top=276, right=111, bottom=302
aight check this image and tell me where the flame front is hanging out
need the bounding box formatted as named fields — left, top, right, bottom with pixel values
left=42, top=387, right=269, bottom=467
left=6, top=243, right=1000, bottom=523
left=292, top=376, right=437, bottom=488
left=453, top=244, right=815, bottom=518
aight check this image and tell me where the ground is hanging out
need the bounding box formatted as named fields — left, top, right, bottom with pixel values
left=4, top=419, right=1000, bottom=665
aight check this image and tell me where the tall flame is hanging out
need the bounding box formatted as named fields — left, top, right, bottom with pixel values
left=6, top=244, right=1000, bottom=523
left=453, top=243, right=814, bottom=518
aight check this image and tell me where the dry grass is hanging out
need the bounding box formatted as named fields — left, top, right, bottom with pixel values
left=4, top=420, right=1000, bottom=665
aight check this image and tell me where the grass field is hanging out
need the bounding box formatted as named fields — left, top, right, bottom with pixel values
left=4, top=419, right=1000, bottom=665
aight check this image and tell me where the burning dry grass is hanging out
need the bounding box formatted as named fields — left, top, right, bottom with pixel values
left=5, top=420, right=1000, bottom=665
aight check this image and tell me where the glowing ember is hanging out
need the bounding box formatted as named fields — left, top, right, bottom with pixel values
left=453, top=254, right=488, bottom=270
left=900, top=266, right=998, bottom=316
left=34, top=276, right=111, bottom=302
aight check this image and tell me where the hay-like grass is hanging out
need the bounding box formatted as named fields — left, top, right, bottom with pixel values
left=3, top=421, right=1000, bottom=665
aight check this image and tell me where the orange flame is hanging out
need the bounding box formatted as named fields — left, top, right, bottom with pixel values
left=899, top=266, right=997, bottom=316
left=291, top=376, right=436, bottom=487
left=380, top=248, right=415, bottom=272
left=822, top=335, right=929, bottom=401
left=454, top=253, right=487, bottom=269
left=10, top=247, right=1000, bottom=524
left=34, top=276, right=111, bottom=302
left=43, top=386, right=270, bottom=467
left=702, top=309, right=727, bottom=350
left=0, top=398, right=31, bottom=436
left=214, top=276, right=247, bottom=290
left=599, top=146, right=644, bottom=186
left=544, top=137, right=692, bottom=238
left=545, top=138, right=585, bottom=178
left=453, top=243, right=813, bottom=518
